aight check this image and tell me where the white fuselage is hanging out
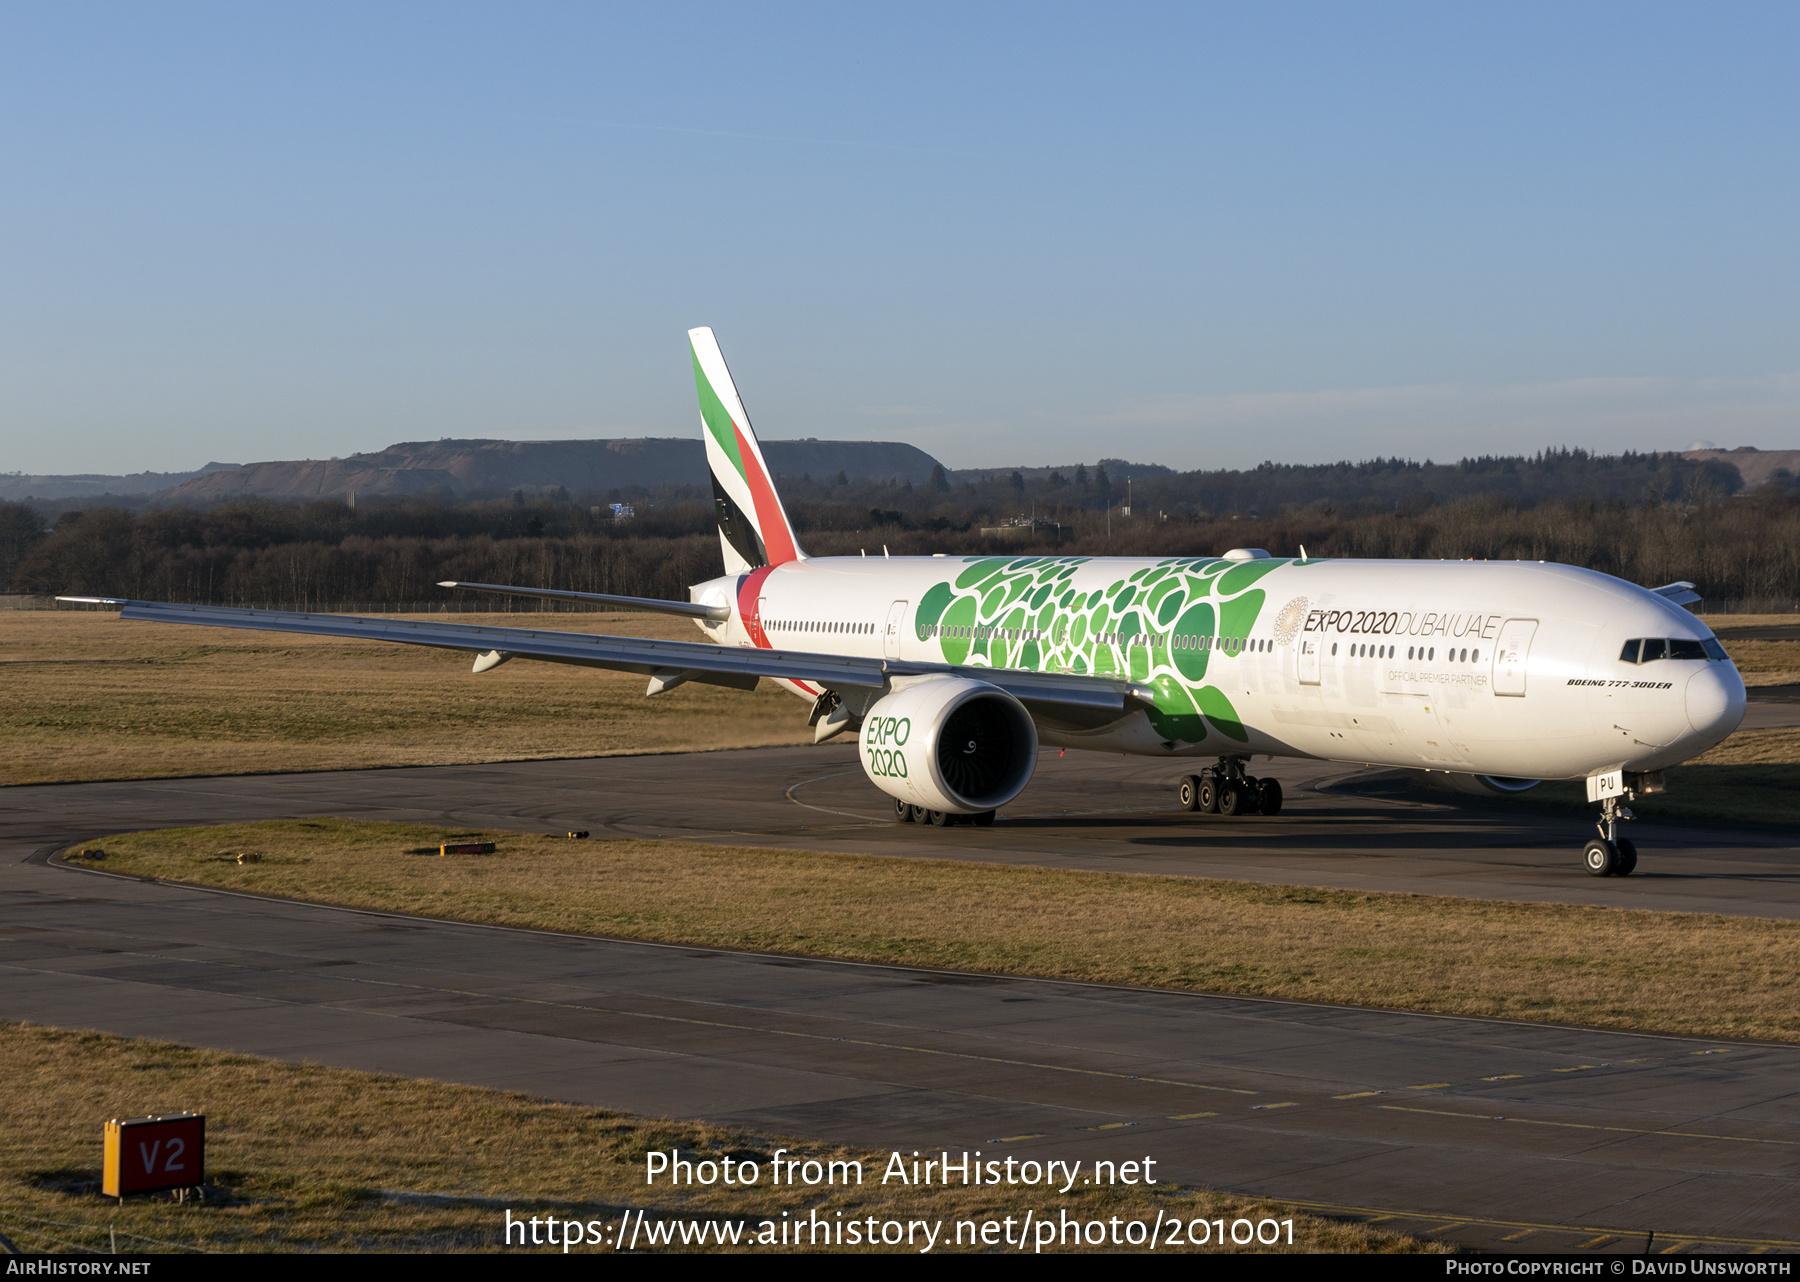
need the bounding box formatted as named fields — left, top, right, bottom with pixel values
left=687, top=554, right=1745, bottom=781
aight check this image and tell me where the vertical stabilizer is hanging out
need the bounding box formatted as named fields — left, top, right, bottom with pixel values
left=689, top=327, right=803, bottom=573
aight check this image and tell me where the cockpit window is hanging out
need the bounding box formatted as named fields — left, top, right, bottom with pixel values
left=1623, top=637, right=1725, bottom=663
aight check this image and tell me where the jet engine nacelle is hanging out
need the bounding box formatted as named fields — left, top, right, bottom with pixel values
left=859, top=678, right=1038, bottom=814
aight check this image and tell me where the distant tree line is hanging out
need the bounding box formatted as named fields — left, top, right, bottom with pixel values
left=1132, top=447, right=1747, bottom=517
left=4, top=448, right=1796, bottom=606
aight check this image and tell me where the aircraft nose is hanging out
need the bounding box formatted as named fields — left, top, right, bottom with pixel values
left=1686, top=663, right=1746, bottom=739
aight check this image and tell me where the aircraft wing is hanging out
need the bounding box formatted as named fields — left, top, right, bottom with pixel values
left=60, top=598, right=1147, bottom=718
left=1648, top=580, right=1702, bottom=608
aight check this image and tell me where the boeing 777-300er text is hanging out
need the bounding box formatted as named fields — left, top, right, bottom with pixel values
left=65, top=328, right=1747, bottom=877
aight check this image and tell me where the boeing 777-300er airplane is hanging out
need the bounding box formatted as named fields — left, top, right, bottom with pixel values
left=65, top=328, right=1747, bottom=877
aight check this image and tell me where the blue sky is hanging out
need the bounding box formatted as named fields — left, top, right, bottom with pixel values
left=2, top=3, right=1796, bottom=474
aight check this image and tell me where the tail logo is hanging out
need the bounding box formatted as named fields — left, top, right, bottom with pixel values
left=689, top=328, right=801, bottom=571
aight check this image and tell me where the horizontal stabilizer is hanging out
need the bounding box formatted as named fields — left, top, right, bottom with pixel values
left=1649, top=581, right=1702, bottom=608
left=438, top=580, right=729, bottom=621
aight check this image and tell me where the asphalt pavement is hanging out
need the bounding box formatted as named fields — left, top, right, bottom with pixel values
left=3, top=745, right=1798, bottom=1253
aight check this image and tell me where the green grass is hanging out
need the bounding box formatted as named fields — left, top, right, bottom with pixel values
left=0, top=610, right=810, bottom=786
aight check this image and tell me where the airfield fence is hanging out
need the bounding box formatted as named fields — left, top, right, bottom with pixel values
left=1696, top=598, right=1800, bottom=615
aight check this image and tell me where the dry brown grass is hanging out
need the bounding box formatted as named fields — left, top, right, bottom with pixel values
left=0, top=1022, right=1426, bottom=1254
left=79, top=820, right=1800, bottom=1044
left=1687, top=726, right=1800, bottom=765
left=0, top=609, right=811, bottom=786
left=1716, top=643, right=1800, bottom=687
left=1699, top=615, right=1800, bottom=685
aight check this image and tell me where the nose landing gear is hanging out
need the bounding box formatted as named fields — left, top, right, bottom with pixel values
left=1583, top=794, right=1638, bottom=877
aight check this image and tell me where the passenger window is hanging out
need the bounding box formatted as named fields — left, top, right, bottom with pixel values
left=1620, top=639, right=1641, bottom=664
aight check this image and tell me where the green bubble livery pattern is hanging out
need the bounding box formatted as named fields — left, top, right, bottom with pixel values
left=912, top=555, right=1304, bottom=746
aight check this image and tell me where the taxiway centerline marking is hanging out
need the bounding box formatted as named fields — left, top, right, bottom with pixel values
left=1378, top=1103, right=1800, bottom=1147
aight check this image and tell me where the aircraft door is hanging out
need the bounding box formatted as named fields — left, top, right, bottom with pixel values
left=1297, top=635, right=1322, bottom=685
left=1492, top=619, right=1538, bottom=696
left=884, top=600, right=909, bottom=660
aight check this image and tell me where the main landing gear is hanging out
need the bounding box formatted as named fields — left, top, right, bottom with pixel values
left=1179, top=758, right=1282, bottom=818
left=1583, top=794, right=1638, bottom=877
left=894, top=798, right=995, bottom=828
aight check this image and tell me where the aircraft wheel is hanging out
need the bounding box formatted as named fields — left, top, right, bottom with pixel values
left=1583, top=838, right=1619, bottom=877
left=1178, top=775, right=1203, bottom=811
left=972, top=810, right=996, bottom=827
left=895, top=798, right=914, bottom=823
left=1197, top=779, right=1220, bottom=813
left=1614, top=838, right=1638, bottom=877
left=1258, top=778, right=1284, bottom=816
left=1218, top=783, right=1243, bottom=817
left=925, top=809, right=947, bottom=826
